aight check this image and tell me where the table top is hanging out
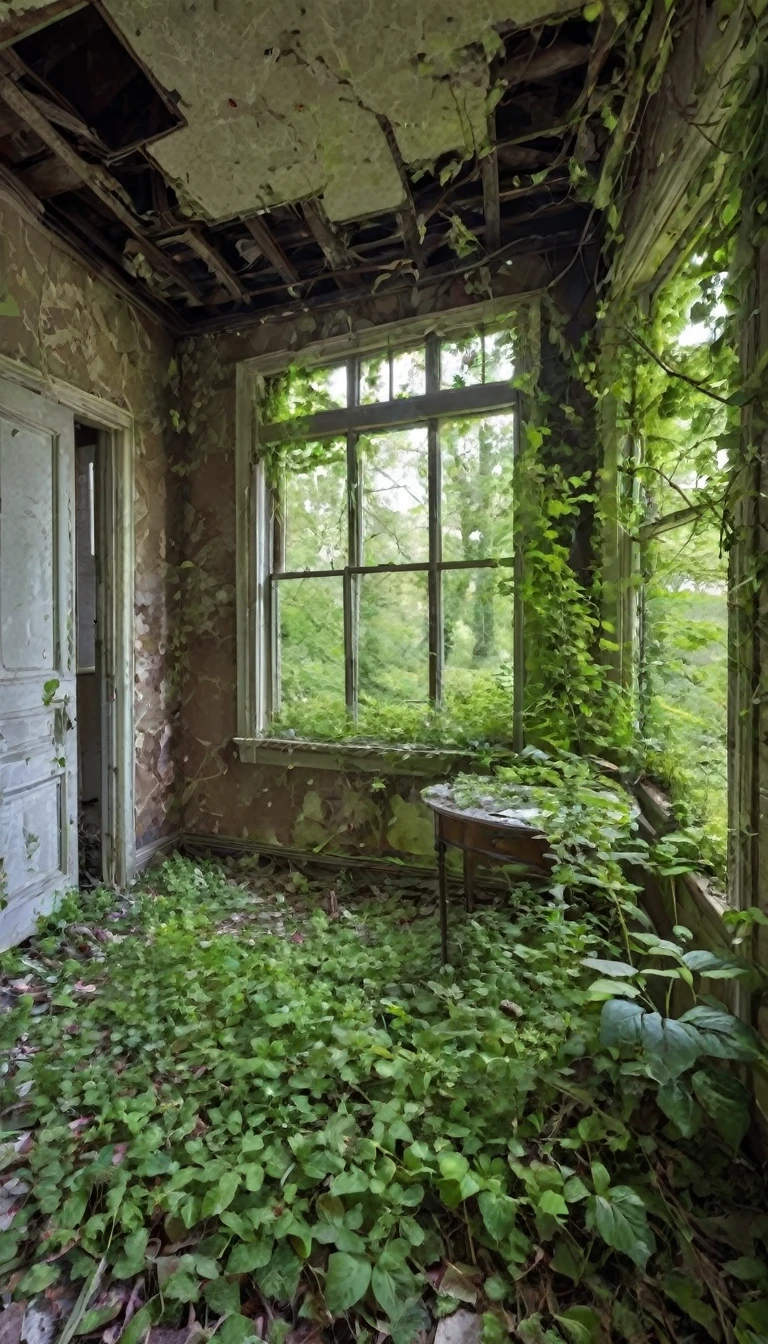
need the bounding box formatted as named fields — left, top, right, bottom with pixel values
left=421, top=782, right=549, bottom=836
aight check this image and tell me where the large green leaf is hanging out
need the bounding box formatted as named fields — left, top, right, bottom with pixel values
left=201, top=1171, right=240, bottom=1218
left=657, top=1080, right=702, bottom=1137
left=478, top=1191, right=519, bottom=1243
left=661, top=1272, right=718, bottom=1337
left=692, top=1068, right=751, bottom=1146
left=586, top=1186, right=655, bottom=1268
left=372, top=1245, right=418, bottom=1319
left=325, top=1252, right=372, bottom=1314
left=600, top=1001, right=700, bottom=1080
left=683, top=949, right=755, bottom=981
left=254, top=1243, right=302, bottom=1301
left=680, top=1006, right=761, bottom=1061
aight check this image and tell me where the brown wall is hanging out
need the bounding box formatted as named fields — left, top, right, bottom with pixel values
left=0, top=200, right=180, bottom=849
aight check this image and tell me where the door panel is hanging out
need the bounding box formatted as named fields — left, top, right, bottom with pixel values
left=0, top=379, right=77, bottom=949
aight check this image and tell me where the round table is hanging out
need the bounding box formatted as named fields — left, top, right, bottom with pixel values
left=421, top=783, right=555, bottom=963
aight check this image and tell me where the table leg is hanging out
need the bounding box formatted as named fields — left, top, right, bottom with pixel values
left=463, top=850, right=475, bottom=913
left=437, top=835, right=448, bottom=964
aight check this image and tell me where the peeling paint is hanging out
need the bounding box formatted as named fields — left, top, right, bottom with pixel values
left=101, top=0, right=575, bottom=223
left=0, top=199, right=181, bottom=851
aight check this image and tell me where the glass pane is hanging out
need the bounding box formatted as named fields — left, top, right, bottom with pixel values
left=442, top=567, right=513, bottom=743
left=266, top=362, right=347, bottom=421
left=359, top=353, right=390, bottom=405
left=282, top=439, right=347, bottom=571
left=644, top=522, right=728, bottom=867
left=359, top=571, right=428, bottom=714
left=440, top=333, right=483, bottom=389
left=361, top=427, right=429, bottom=564
left=441, top=413, right=515, bottom=562
left=392, top=347, right=426, bottom=399
left=484, top=329, right=515, bottom=383
left=275, top=577, right=346, bottom=737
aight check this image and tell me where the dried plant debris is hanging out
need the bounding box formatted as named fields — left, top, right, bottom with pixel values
left=1, top=853, right=767, bottom=1344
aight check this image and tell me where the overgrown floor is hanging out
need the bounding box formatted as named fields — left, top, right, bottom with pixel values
left=2, top=857, right=768, bottom=1344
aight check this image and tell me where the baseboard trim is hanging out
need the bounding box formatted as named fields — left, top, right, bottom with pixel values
left=134, top=832, right=183, bottom=873
left=181, top=832, right=437, bottom=880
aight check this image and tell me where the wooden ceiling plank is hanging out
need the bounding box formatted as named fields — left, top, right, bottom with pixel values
left=17, top=153, right=80, bottom=196
left=0, top=0, right=87, bottom=49
left=498, top=39, right=592, bottom=90
left=241, top=214, right=299, bottom=285
left=481, top=110, right=501, bottom=256
left=0, top=71, right=205, bottom=305
left=301, top=198, right=358, bottom=289
left=374, top=113, right=425, bottom=270
left=176, top=228, right=250, bottom=303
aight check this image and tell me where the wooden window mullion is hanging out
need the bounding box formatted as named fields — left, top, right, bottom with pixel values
left=345, top=357, right=362, bottom=719
left=426, top=334, right=442, bottom=706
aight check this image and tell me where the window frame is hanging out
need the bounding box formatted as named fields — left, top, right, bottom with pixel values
left=235, top=303, right=535, bottom=764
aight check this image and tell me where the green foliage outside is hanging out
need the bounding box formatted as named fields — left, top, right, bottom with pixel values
left=3, top=755, right=768, bottom=1342
left=632, top=257, right=739, bottom=880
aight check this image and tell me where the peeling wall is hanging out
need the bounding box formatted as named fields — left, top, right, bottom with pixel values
left=176, top=258, right=551, bottom=860
left=0, top=200, right=180, bottom=851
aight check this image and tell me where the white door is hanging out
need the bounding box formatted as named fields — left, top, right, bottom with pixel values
left=0, top=378, right=77, bottom=949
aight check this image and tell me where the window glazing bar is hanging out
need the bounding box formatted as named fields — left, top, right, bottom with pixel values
left=260, top=380, right=519, bottom=446
left=426, top=333, right=442, bottom=706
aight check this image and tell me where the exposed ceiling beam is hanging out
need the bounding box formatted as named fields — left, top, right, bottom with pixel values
left=174, top=228, right=251, bottom=304
left=301, top=198, right=358, bottom=289
left=481, top=111, right=501, bottom=256
left=18, top=153, right=80, bottom=196
left=375, top=113, right=425, bottom=271
left=0, top=71, right=205, bottom=306
left=498, top=39, right=592, bottom=89
left=241, top=213, right=300, bottom=285
left=0, top=0, right=86, bottom=48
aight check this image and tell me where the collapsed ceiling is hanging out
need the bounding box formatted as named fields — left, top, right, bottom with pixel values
left=0, top=0, right=622, bottom=333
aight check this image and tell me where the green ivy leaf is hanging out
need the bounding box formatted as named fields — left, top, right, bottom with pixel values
left=478, top=1191, right=519, bottom=1242
left=371, top=1245, right=418, bottom=1318
left=113, top=1228, right=149, bottom=1279
left=586, top=1187, right=655, bottom=1268
left=325, top=1252, right=372, bottom=1314
left=17, top=1262, right=60, bottom=1295
left=255, top=1243, right=302, bottom=1302
left=201, top=1171, right=240, bottom=1218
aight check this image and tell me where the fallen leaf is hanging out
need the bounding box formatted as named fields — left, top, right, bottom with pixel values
left=0, top=1301, right=26, bottom=1344
left=434, top=1309, right=480, bottom=1344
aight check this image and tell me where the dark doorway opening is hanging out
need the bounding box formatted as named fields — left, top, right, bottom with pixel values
left=75, top=422, right=102, bottom=885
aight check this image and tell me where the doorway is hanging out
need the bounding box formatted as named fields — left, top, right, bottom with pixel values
left=75, top=424, right=102, bottom=883
left=0, top=362, right=136, bottom=948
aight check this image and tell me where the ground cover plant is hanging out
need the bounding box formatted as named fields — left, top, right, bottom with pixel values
left=2, top=771, right=768, bottom=1344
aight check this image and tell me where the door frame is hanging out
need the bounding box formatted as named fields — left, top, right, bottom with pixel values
left=0, top=353, right=136, bottom=886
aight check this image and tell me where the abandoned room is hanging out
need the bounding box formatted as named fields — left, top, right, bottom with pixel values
left=1, top=0, right=768, bottom=1337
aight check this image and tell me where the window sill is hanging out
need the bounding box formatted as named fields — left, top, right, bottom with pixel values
left=234, top=735, right=498, bottom=776
left=632, top=776, right=729, bottom=924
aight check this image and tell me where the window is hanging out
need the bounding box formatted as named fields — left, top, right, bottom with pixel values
left=637, top=264, right=736, bottom=882
left=240, top=325, right=522, bottom=750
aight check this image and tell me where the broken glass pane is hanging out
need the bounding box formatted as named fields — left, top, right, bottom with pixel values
left=282, top=439, right=347, bottom=571
left=441, top=412, right=515, bottom=562
left=361, top=427, right=429, bottom=565
left=359, top=571, right=429, bottom=709
left=276, top=576, right=345, bottom=728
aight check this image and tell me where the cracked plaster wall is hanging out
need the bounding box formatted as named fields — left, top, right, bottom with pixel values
left=176, top=258, right=551, bottom=861
left=0, top=200, right=181, bottom=850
